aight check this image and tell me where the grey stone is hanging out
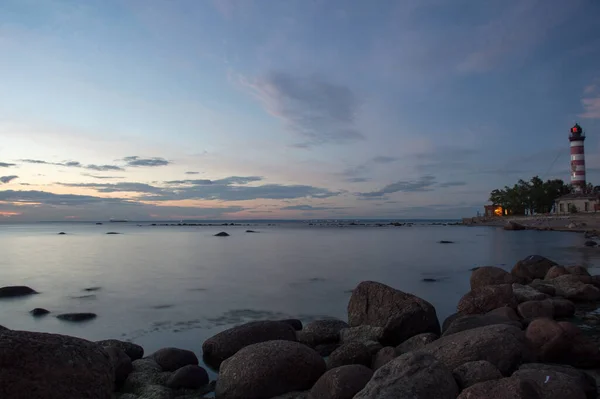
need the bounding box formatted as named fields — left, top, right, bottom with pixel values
left=457, top=377, right=542, bottom=399
left=457, top=284, right=518, bottom=315
left=372, top=347, right=397, bottom=370
left=166, top=365, right=209, bottom=389
left=304, top=319, right=349, bottom=345
left=151, top=347, right=198, bottom=372
left=518, top=300, right=554, bottom=319
left=443, top=313, right=521, bottom=336
left=452, top=360, right=503, bottom=389
left=98, top=339, right=144, bottom=361
left=512, top=284, right=549, bottom=303
left=105, top=346, right=133, bottom=386
left=470, top=266, right=517, bottom=290
left=0, top=285, right=37, bottom=298
left=309, top=365, right=372, bottom=399
left=395, top=333, right=438, bottom=353
left=339, top=326, right=384, bottom=344
left=326, top=342, right=371, bottom=370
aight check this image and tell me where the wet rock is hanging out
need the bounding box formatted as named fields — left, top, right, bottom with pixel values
left=84, top=286, right=102, bottom=291
left=545, top=265, right=569, bottom=280
left=529, top=279, right=556, bottom=296
left=309, top=365, right=373, bottom=399
left=314, top=343, right=340, bottom=357
left=487, top=306, right=521, bottom=321
left=326, top=342, right=371, bottom=369
left=106, top=232, right=120, bottom=235
left=566, top=265, right=591, bottom=276
left=438, top=240, right=454, bottom=244
left=0, top=285, right=37, bottom=298
left=30, top=308, right=50, bottom=317
left=443, top=312, right=521, bottom=336
left=457, top=377, right=542, bottom=399
left=518, top=300, right=554, bottom=319
left=552, top=274, right=600, bottom=301
left=151, top=347, right=198, bottom=372
left=214, top=232, right=229, bottom=237
left=584, top=240, right=597, bottom=247
left=131, top=357, right=162, bottom=374
left=372, top=347, right=397, bottom=370
left=512, top=283, right=549, bottom=303
left=548, top=298, right=575, bottom=318
left=525, top=318, right=570, bottom=362
left=442, top=312, right=464, bottom=333
left=504, top=221, right=526, bottom=231
left=470, top=266, right=517, bottom=290
left=0, top=325, right=8, bottom=331
left=138, top=384, right=174, bottom=399
left=166, top=365, right=209, bottom=389
left=56, top=312, right=97, bottom=322
left=304, top=319, right=349, bottom=345
left=512, top=255, right=557, bottom=283
left=58, top=232, right=66, bottom=235
left=272, top=392, right=308, bottom=399
left=512, top=368, right=587, bottom=399
left=558, top=321, right=600, bottom=368
left=339, top=325, right=384, bottom=344
left=0, top=330, right=113, bottom=399
left=279, top=319, right=303, bottom=331
left=421, top=278, right=437, bottom=282
left=202, top=320, right=296, bottom=368
left=354, top=351, right=459, bottom=399
left=215, top=340, right=325, bottom=399
left=97, top=339, right=144, bottom=361
left=395, top=332, right=438, bottom=353
left=452, top=360, right=503, bottom=390
left=363, top=340, right=383, bottom=357
left=245, top=230, right=258, bottom=233
left=348, top=281, right=440, bottom=346
left=518, top=363, right=597, bottom=399
left=122, top=370, right=167, bottom=394
left=421, top=324, right=529, bottom=375
left=457, top=284, right=518, bottom=315
left=105, top=345, right=133, bottom=386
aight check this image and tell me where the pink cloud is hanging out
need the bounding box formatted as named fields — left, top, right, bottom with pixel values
left=580, top=79, right=600, bottom=119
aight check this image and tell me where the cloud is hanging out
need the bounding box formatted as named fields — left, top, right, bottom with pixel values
left=122, top=156, right=170, bottom=167
left=340, top=155, right=400, bottom=181
left=165, top=176, right=263, bottom=185
left=580, top=79, right=600, bottom=119
left=19, top=159, right=125, bottom=171
left=0, top=175, right=18, bottom=184
left=86, top=164, right=125, bottom=171
left=359, top=175, right=437, bottom=198
left=241, top=71, right=363, bottom=146
left=345, top=177, right=371, bottom=183
left=0, top=190, right=129, bottom=206
left=82, top=174, right=125, bottom=180
left=438, top=181, right=467, bottom=188
left=371, top=156, right=398, bottom=164
left=0, top=162, right=16, bottom=167
left=185, top=171, right=200, bottom=175
left=57, top=182, right=165, bottom=194
left=280, top=205, right=341, bottom=211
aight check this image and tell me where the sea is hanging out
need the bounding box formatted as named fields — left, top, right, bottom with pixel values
left=1, top=220, right=599, bottom=378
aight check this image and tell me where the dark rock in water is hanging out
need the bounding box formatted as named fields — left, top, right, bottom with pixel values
left=151, top=347, right=198, bottom=372
left=304, top=319, right=349, bottom=345
left=214, top=231, right=230, bottom=237
left=0, top=330, right=114, bottom=399
left=470, top=266, right=481, bottom=271
left=215, top=340, right=325, bottom=399
left=245, top=230, right=258, bottom=233
left=56, top=313, right=97, bottom=322
left=512, top=255, right=557, bottom=283
left=70, top=294, right=97, bottom=300
left=470, top=266, right=518, bottom=290
left=504, top=221, right=526, bottom=231
left=372, top=347, right=398, bottom=370
left=354, top=352, right=459, bottom=399
left=545, top=265, right=569, bottom=280
left=83, top=286, right=102, bottom=292
left=453, top=360, right=503, bottom=390
left=202, top=320, right=296, bottom=368
left=166, top=365, right=209, bottom=389
left=518, top=300, right=554, bottom=319
left=310, top=365, right=372, bottom=399
left=552, top=274, right=600, bottom=301
left=106, top=232, right=120, bottom=235
left=566, top=265, right=591, bottom=276
left=278, top=319, right=303, bottom=331
left=97, top=339, right=144, bottom=361
left=518, top=363, right=597, bottom=399
left=457, top=284, right=518, bottom=315
left=105, top=346, right=133, bottom=387
left=584, top=240, right=597, bottom=247
left=96, top=222, right=103, bottom=225
left=422, top=278, right=437, bottom=282
left=438, top=240, right=454, bottom=244
left=396, top=332, right=438, bottom=353
left=0, top=285, right=37, bottom=298
left=314, top=343, right=340, bottom=357
left=456, top=377, right=542, bottom=399
left=512, top=368, right=587, bottom=399
left=443, top=313, right=521, bottom=337
left=421, top=324, right=528, bottom=375
left=58, top=232, right=66, bottom=235
left=30, top=308, right=50, bottom=317
left=326, top=342, right=371, bottom=369
left=348, top=281, right=440, bottom=346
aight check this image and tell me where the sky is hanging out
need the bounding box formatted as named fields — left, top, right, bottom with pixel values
left=1, top=0, right=600, bottom=221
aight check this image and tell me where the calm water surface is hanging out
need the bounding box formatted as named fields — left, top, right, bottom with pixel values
left=1, top=222, right=599, bottom=376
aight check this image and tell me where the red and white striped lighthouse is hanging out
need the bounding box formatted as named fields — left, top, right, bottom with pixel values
left=570, top=123, right=586, bottom=192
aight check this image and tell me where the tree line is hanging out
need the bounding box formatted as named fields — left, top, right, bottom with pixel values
left=489, top=176, right=598, bottom=215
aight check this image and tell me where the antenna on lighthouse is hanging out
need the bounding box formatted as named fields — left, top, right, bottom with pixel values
left=569, top=122, right=586, bottom=193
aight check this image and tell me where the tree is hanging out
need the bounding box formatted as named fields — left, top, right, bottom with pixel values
left=488, top=176, right=573, bottom=215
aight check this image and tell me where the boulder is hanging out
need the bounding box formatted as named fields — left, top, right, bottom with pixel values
left=314, top=343, right=340, bottom=356
left=504, top=221, right=526, bottom=231
left=552, top=275, right=600, bottom=301
left=105, top=346, right=133, bottom=386
left=363, top=340, right=383, bottom=357
left=308, top=365, right=372, bottom=399
left=395, top=332, right=438, bottom=353
left=512, top=284, right=549, bottom=303
left=512, top=368, right=587, bottom=399
left=518, top=300, right=554, bottom=319
left=56, top=313, right=97, bottom=322
left=326, top=342, right=371, bottom=370
left=0, top=285, right=37, bottom=298
left=279, top=319, right=303, bottom=331
left=452, top=360, right=503, bottom=390
left=348, top=281, right=440, bottom=346
left=372, top=347, right=397, bottom=370
left=529, top=279, right=556, bottom=296
left=0, top=330, right=114, bottom=399
left=545, top=266, right=568, bottom=280
left=470, top=266, right=516, bottom=290
left=166, top=365, right=209, bottom=389
left=443, top=313, right=521, bottom=336
left=202, top=320, right=296, bottom=368
left=558, top=321, right=600, bottom=368
left=512, top=255, right=557, bottom=283
left=457, top=284, right=518, bottom=315
left=215, top=340, right=326, bottom=399
left=339, top=325, right=384, bottom=344
left=30, top=308, right=50, bottom=317
left=566, top=265, right=591, bottom=276
left=442, top=312, right=464, bottom=333
left=132, top=358, right=162, bottom=374
left=97, top=339, right=144, bottom=361
left=421, top=324, right=529, bottom=375
left=214, top=232, right=229, bottom=237
left=584, top=240, right=597, bottom=247
left=304, top=319, right=349, bottom=344
left=353, top=352, right=459, bottom=399
left=518, top=363, right=597, bottom=399
left=457, top=377, right=542, bottom=399
left=122, top=370, right=169, bottom=395
left=525, top=318, right=570, bottom=362
left=151, top=347, right=198, bottom=372
left=138, top=385, right=174, bottom=398
left=487, top=306, right=521, bottom=321
left=548, top=298, right=575, bottom=318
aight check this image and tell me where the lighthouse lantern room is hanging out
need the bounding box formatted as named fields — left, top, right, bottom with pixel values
left=569, top=123, right=586, bottom=193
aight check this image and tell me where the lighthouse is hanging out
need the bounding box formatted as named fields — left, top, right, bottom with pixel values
left=570, top=123, right=586, bottom=192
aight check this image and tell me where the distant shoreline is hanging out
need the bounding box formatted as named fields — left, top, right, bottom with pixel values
left=462, top=214, right=600, bottom=233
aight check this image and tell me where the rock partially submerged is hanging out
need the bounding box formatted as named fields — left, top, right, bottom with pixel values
left=97, top=339, right=144, bottom=361
left=151, top=347, right=198, bottom=371
left=214, top=231, right=230, bottom=237
left=0, top=285, right=37, bottom=298
left=470, top=266, right=517, bottom=290
left=30, top=308, right=50, bottom=317
left=504, top=221, right=526, bottom=231
left=457, top=284, right=518, bottom=315
left=56, top=313, right=97, bottom=322
left=511, top=255, right=557, bottom=283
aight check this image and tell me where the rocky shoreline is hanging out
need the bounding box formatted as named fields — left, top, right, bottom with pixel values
left=2, top=255, right=600, bottom=398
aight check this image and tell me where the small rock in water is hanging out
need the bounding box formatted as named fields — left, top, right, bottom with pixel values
left=83, top=286, right=101, bottom=292
left=70, top=294, right=97, bottom=300
left=0, top=286, right=38, bottom=298
left=584, top=240, right=597, bottom=247
left=245, top=230, right=258, bottom=233
left=422, top=278, right=437, bottom=282
left=438, top=240, right=454, bottom=244
left=58, top=232, right=66, bottom=235
left=106, top=232, right=120, bottom=235
left=214, top=232, right=230, bottom=237
left=56, top=313, right=97, bottom=322
left=30, top=308, right=50, bottom=317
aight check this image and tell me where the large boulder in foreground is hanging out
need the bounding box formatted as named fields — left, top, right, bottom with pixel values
left=326, top=342, right=371, bottom=370
left=525, top=318, right=570, bottom=363
left=104, top=346, right=132, bottom=386
left=551, top=274, right=600, bottom=302
left=470, top=266, right=517, bottom=290
left=457, top=377, right=542, bottom=399
left=549, top=298, right=575, bottom=318
left=443, top=313, right=521, bottom=336
left=512, top=255, right=557, bottom=283
left=457, top=284, right=518, bottom=315
left=0, top=286, right=37, bottom=298
left=150, top=347, right=198, bottom=371
left=395, top=332, right=438, bottom=353
left=0, top=330, right=114, bottom=399
left=339, top=326, right=384, bottom=344
left=420, top=324, right=529, bottom=375
left=309, top=365, right=372, bottom=399
left=517, top=300, right=554, bottom=319
left=545, top=265, right=568, bottom=280
left=518, top=363, right=597, bottom=399
left=512, top=368, right=587, bottom=399
left=215, top=340, right=325, bottom=399
left=97, top=339, right=144, bottom=361
left=347, top=281, right=440, bottom=346
left=202, top=320, right=296, bottom=368
left=452, top=360, right=503, bottom=390
left=304, top=319, right=349, bottom=345
left=353, top=351, right=458, bottom=399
